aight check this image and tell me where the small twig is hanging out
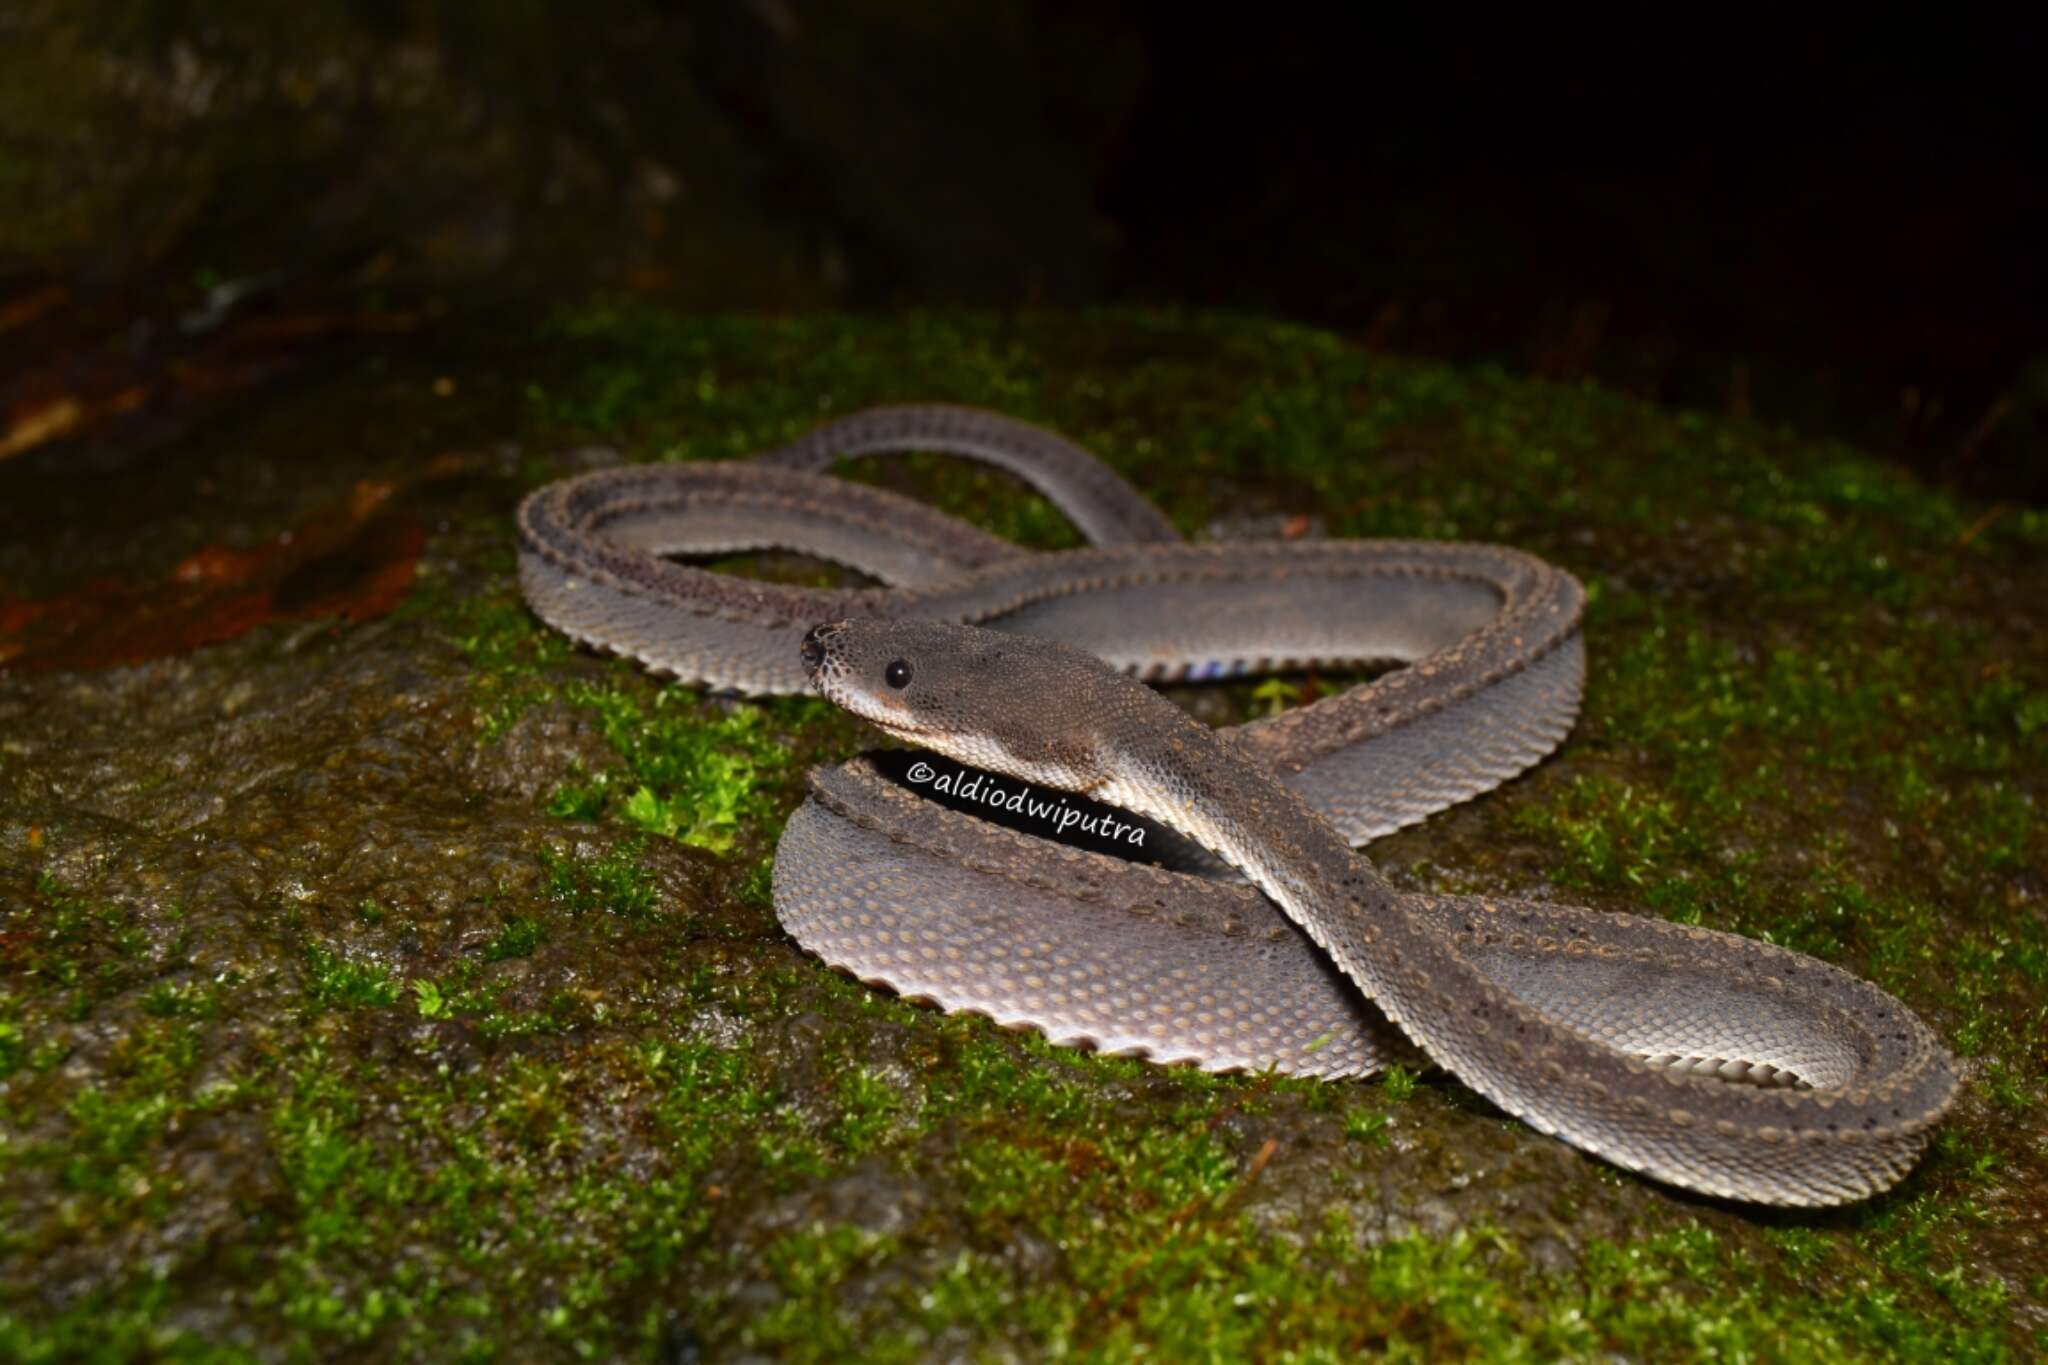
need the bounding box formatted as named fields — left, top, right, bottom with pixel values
left=1953, top=503, right=2009, bottom=551
left=1954, top=396, right=2014, bottom=468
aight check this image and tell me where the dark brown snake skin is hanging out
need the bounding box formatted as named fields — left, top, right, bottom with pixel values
left=516, top=403, right=1958, bottom=1205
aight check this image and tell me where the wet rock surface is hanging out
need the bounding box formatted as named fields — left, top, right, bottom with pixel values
left=1, top=310, right=2043, bottom=1358
left=0, top=2, right=1144, bottom=309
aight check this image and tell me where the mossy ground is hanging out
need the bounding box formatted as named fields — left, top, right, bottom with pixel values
left=1, top=308, right=2043, bottom=1360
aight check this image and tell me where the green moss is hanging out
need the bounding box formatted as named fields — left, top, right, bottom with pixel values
left=546, top=680, right=790, bottom=854
left=481, top=913, right=544, bottom=961
left=0, top=1005, right=23, bottom=1082
left=827, top=1066, right=906, bottom=1156
left=139, top=980, right=217, bottom=1018
left=1342, top=1106, right=1392, bottom=1145
left=1381, top=1062, right=1420, bottom=1103
left=734, top=856, right=776, bottom=908
left=728, top=1199, right=2009, bottom=1362
left=299, top=943, right=400, bottom=1010
left=11, top=876, right=153, bottom=1021
left=396, top=557, right=580, bottom=741
left=0, top=1281, right=256, bottom=1365
left=58, top=1021, right=206, bottom=1203
left=540, top=840, right=658, bottom=922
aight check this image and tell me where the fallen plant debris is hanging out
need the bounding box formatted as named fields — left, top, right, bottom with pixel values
left=0, top=264, right=422, bottom=472
left=0, top=455, right=474, bottom=671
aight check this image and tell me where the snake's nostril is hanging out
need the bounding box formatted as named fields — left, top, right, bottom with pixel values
left=799, top=626, right=827, bottom=670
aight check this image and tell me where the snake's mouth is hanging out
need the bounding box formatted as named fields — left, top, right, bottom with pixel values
left=830, top=699, right=946, bottom=750
left=848, top=709, right=938, bottom=744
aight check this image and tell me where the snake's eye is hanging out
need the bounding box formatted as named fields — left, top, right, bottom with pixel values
left=884, top=659, right=913, bottom=689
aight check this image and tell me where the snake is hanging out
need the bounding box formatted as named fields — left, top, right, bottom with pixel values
left=515, top=403, right=1958, bottom=1205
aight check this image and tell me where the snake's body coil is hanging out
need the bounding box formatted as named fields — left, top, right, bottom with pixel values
left=517, top=404, right=1957, bottom=1206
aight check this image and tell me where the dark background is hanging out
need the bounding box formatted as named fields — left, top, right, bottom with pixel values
left=4, top=4, right=2042, bottom=500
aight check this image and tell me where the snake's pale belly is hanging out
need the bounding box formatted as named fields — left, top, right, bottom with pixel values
left=516, top=403, right=1957, bottom=1206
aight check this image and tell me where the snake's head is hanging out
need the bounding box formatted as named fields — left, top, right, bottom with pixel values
left=801, top=618, right=1123, bottom=793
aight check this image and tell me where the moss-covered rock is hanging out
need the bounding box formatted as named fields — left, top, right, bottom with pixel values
left=1, top=308, right=2042, bottom=1359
